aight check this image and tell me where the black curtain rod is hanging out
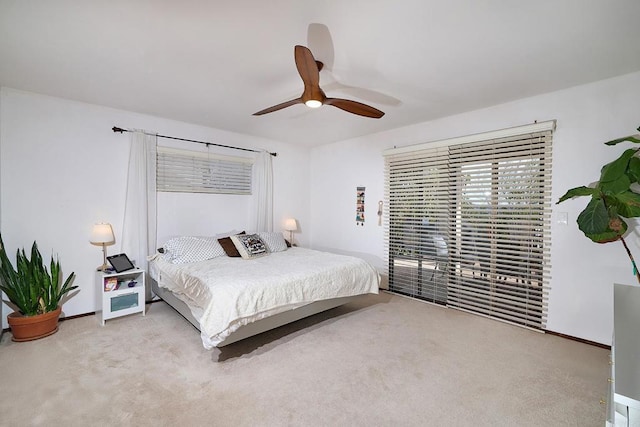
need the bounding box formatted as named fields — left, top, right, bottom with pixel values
left=112, top=127, right=277, bottom=157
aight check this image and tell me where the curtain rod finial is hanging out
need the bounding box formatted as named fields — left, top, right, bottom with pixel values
left=112, top=126, right=126, bottom=133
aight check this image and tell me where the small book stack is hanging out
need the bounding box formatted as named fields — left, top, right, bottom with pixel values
left=104, top=277, right=118, bottom=291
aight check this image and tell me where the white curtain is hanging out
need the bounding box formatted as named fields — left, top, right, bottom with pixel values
left=121, top=130, right=157, bottom=281
left=252, top=150, right=273, bottom=232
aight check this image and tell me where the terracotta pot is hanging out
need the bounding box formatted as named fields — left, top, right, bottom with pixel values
left=7, top=306, right=62, bottom=342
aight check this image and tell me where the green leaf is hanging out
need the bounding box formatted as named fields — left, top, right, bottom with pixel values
left=599, top=173, right=630, bottom=195
left=600, top=149, right=637, bottom=182
left=577, top=198, right=610, bottom=236
left=584, top=219, right=627, bottom=243
left=605, top=133, right=640, bottom=146
left=628, top=157, right=640, bottom=183
left=577, top=199, right=628, bottom=243
left=556, top=186, right=598, bottom=204
left=607, top=191, right=640, bottom=218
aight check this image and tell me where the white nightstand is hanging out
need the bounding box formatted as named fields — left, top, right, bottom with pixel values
left=96, top=269, right=145, bottom=325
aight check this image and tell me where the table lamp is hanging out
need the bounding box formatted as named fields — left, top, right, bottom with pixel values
left=90, top=223, right=115, bottom=271
left=284, top=218, right=298, bottom=246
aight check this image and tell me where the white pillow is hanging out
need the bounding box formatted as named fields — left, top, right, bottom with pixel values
left=257, top=232, right=288, bottom=252
left=163, top=236, right=226, bottom=264
left=230, top=234, right=268, bottom=259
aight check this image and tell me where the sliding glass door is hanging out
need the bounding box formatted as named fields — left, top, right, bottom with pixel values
left=385, top=125, right=552, bottom=329
left=387, top=146, right=449, bottom=304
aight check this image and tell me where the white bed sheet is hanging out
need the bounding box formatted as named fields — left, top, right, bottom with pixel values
left=149, top=247, right=379, bottom=348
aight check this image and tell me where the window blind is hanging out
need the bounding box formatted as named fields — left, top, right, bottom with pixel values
left=384, top=121, right=553, bottom=330
left=156, top=147, right=253, bottom=195
left=385, top=145, right=450, bottom=304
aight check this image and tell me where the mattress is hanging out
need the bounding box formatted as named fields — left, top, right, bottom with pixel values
left=149, top=247, right=379, bottom=348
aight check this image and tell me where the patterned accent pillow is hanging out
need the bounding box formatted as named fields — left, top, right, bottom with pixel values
left=163, top=236, right=226, bottom=264
left=257, top=232, right=288, bottom=253
left=230, top=234, right=268, bottom=259
left=218, top=231, right=245, bottom=257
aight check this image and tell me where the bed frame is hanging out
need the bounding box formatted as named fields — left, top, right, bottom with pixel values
left=151, top=279, right=357, bottom=347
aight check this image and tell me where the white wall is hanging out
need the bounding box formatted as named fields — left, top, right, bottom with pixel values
left=0, top=88, right=310, bottom=328
left=309, top=71, right=640, bottom=345
left=3, top=72, right=638, bottom=344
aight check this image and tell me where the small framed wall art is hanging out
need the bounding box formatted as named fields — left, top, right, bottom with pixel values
left=356, top=186, right=365, bottom=226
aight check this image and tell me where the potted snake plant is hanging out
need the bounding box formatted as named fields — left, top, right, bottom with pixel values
left=557, top=124, right=640, bottom=284
left=0, top=234, right=77, bottom=341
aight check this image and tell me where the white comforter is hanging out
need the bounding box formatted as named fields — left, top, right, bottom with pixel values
left=149, top=247, right=379, bottom=348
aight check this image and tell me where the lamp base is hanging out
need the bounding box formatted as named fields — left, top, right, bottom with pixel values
left=97, top=245, right=109, bottom=271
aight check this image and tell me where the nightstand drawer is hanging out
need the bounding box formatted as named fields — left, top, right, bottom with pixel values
left=111, top=292, right=139, bottom=312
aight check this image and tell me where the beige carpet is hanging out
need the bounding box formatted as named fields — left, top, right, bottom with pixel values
left=0, top=293, right=608, bottom=426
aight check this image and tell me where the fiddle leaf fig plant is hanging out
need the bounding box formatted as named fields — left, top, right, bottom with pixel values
left=557, top=125, right=640, bottom=284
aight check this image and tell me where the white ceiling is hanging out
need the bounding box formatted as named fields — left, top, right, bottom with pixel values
left=1, top=1, right=640, bottom=147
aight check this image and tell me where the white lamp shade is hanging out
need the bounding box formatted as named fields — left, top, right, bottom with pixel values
left=284, top=218, right=298, bottom=231
left=90, top=223, right=115, bottom=245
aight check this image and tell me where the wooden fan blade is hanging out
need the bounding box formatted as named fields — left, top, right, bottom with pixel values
left=253, top=98, right=303, bottom=116
left=324, top=98, right=385, bottom=118
left=295, top=45, right=320, bottom=88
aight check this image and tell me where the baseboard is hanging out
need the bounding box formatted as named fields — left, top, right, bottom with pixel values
left=61, top=311, right=96, bottom=321
left=545, top=330, right=610, bottom=350
left=1, top=300, right=162, bottom=333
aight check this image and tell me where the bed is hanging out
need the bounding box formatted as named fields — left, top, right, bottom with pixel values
left=148, top=234, right=380, bottom=349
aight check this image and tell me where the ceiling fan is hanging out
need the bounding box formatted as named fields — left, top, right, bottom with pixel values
left=253, top=45, right=385, bottom=119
